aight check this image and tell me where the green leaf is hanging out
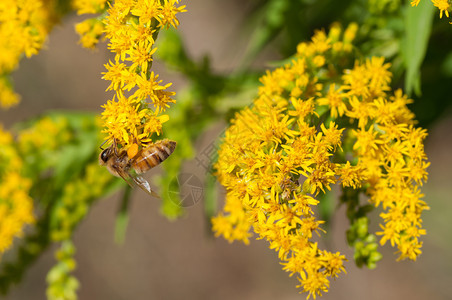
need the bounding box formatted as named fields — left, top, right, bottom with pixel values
left=240, top=0, right=290, bottom=69
left=204, top=171, right=218, bottom=222
left=402, top=0, right=435, bottom=96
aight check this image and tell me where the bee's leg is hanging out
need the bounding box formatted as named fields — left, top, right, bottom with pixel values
left=131, top=136, right=140, bottom=148
left=113, top=138, right=120, bottom=157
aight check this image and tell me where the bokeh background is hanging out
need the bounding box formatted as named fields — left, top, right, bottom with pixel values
left=1, top=1, right=452, bottom=299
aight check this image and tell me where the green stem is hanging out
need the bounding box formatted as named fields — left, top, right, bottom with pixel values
left=114, top=185, right=133, bottom=244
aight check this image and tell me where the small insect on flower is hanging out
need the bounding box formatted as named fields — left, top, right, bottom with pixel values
left=99, top=139, right=176, bottom=198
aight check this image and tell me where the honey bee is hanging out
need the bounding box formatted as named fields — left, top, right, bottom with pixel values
left=99, top=139, right=176, bottom=198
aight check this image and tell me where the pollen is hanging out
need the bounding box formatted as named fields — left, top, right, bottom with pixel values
left=127, top=143, right=139, bottom=159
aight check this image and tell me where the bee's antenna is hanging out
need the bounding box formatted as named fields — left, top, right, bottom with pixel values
left=99, top=139, right=108, bottom=150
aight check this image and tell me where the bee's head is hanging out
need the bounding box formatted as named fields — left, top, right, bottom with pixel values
left=99, top=147, right=112, bottom=166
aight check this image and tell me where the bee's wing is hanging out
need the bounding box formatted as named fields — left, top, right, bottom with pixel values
left=131, top=175, right=161, bottom=199
left=114, top=164, right=160, bottom=199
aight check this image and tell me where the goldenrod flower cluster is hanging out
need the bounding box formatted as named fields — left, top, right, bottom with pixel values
left=0, top=0, right=58, bottom=109
left=50, top=161, right=113, bottom=242
left=15, top=115, right=115, bottom=241
left=412, top=0, right=451, bottom=20
left=212, top=23, right=429, bottom=298
left=46, top=240, right=79, bottom=300
left=0, top=126, right=34, bottom=258
left=0, top=114, right=118, bottom=295
left=75, top=0, right=186, bottom=151
left=73, top=0, right=107, bottom=15
left=18, top=117, right=72, bottom=159
left=0, top=117, right=73, bottom=258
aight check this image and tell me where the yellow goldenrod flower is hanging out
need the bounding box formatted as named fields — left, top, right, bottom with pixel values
left=343, top=22, right=358, bottom=44
left=212, top=23, right=429, bottom=298
left=0, top=125, right=34, bottom=258
left=18, top=116, right=72, bottom=151
left=412, top=0, right=451, bottom=21
left=0, top=78, right=20, bottom=109
left=0, top=0, right=58, bottom=109
left=101, top=92, right=170, bottom=146
left=72, top=0, right=107, bottom=15
left=74, top=18, right=105, bottom=49
left=73, top=0, right=185, bottom=150
left=317, top=84, right=347, bottom=118
left=432, top=0, right=450, bottom=18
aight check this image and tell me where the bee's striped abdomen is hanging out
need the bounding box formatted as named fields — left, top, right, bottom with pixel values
left=132, top=139, right=176, bottom=174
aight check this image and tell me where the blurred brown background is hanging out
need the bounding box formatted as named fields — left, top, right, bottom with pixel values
left=1, top=1, right=451, bottom=299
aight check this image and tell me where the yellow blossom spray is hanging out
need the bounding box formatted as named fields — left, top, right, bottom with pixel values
left=212, top=23, right=430, bottom=299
